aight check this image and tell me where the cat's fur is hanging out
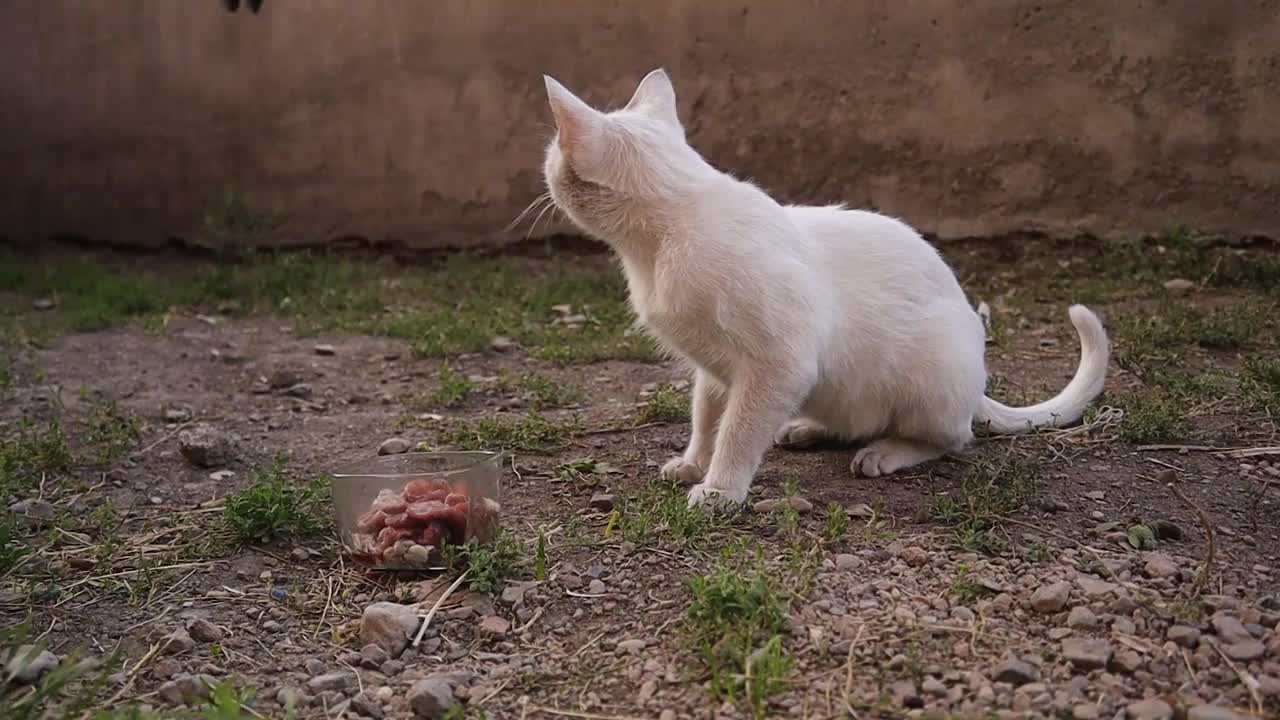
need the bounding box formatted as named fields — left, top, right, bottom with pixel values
left=539, top=69, right=1110, bottom=507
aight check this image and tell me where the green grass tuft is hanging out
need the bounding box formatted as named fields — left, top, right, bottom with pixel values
left=637, top=384, right=692, bottom=425
left=223, top=455, right=331, bottom=544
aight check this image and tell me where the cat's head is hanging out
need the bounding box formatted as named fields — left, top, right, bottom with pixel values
left=541, top=69, right=700, bottom=240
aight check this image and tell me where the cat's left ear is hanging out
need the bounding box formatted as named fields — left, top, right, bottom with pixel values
left=624, top=68, right=679, bottom=126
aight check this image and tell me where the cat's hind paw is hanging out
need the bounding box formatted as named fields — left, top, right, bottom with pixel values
left=660, top=457, right=704, bottom=486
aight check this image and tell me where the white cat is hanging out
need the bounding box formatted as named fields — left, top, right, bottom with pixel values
left=539, top=69, right=1110, bottom=507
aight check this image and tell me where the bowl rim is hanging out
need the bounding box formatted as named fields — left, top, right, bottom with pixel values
left=330, top=450, right=507, bottom=480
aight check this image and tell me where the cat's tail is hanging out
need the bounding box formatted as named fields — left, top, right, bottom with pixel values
left=975, top=305, right=1110, bottom=434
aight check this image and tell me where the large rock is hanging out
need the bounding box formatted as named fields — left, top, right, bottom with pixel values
left=408, top=676, right=457, bottom=718
left=1062, top=638, right=1113, bottom=671
left=360, top=602, right=421, bottom=659
left=177, top=424, right=233, bottom=468
left=991, top=658, right=1039, bottom=686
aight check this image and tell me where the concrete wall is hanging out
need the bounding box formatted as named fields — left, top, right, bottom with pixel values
left=1, top=1, right=1278, bottom=250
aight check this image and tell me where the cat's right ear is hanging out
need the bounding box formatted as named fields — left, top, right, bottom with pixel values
left=544, top=75, right=602, bottom=154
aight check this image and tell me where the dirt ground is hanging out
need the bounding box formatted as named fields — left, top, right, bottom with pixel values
left=1, top=234, right=1278, bottom=720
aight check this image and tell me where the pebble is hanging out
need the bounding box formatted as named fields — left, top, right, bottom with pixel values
left=1163, top=278, right=1196, bottom=292
left=1167, top=625, right=1200, bottom=648
left=752, top=497, right=814, bottom=514
left=1210, top=614, right=1253, bottom=644
left=1126, top=698, right=1173, bottom=720
left=377, top=437, right=412, bottom=455
left=262, top=620, right=283, bottom=632
left=490, top=336, right=517, bottom=352
left=162, top=628, right=195, bottom=655
left=307, top=671, right=354, bottom=693
left=1066, top=606, right=1098, bottom=630
left=185, top=618, right=223, bottom=643
left=588, top=493, right=616, bottom=512
left=1152, top=519, right=1183, bottom=541
left=350, top=692, right=384, bottom=719
left=407, top=675, right=457, bottom=718
left=275, top=687, right=305, bottom=708
left=835, top=554, right=861, bottom=571
left=314, top=344, right=336, bottom=356
left=32, top=297, right=56, bottom=310
left=4, top=645, right=59, bottom=684
left=617, top=639, right=646, bottom=656
left=1061, top=638, right=1113, bottom=671
left=157, top=674, right=216, bottom=705
left=921, top=676, right=947, bottom=697
left=1030, top=581, right=1071, bottom=613
left=1113, top=649, right=1144, bottom=674
left=1073, top=704, right=1100, bottom=720
left=587, top=579, right=607, bottom=595
left=1077, top=576, right=1117, bottom=598
left=479, top=615, right=511, bottom=638
left=1186, top=706, right=1248, bottom=720
left=991, top=658, right=1038, bottom=686
left=1142, top=553, right=1178, bottom=579
left=360, top=602, right=421, bottom=659
left=8, top=499, right=55, bottom=527
left=1221, top=639, right=1265, bottom=662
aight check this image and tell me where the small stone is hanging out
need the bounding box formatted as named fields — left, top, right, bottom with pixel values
left=314, top=344, right=336, bottom=356
left=164, top=407, right=193, bottom=423
left=490, top=336, right=517, bottom=352
left=360, top=602, right=421, bottom=659
left=377, top=437, right=411, bottom=455
left=209, top=470, right=235, bottom=482
left=891, top=680, right=922, bottom=708
left=587, top=579, right=606, bottom=595
left=404, top=544, right=433, bottom=566
left=262, top=620, right=283, bottom=632
left=1074, top=704, right=1100, bottom=720
left=1112, top=617, right=1136, bottom=635
left=1220, top=639, right=1265, bottom=662
left=588, top=493, right=616, bottom=512
left=1152, top=519, right=1183, bottom=541
left=275, top=687, right=304, bottom=708
left=1062, top=638, right=1113, bottom=671
left=1167, top=625, right=1200, bottom=648
left=307, top=671, right=354, bottom=693
left=185, top=618, right=223, bottom=643
left=350, top=692, right=384, bottom=719
left=162, top=628, right=195, bottom=655
left=158, top=674, right=216, bottom=705
left=1030, top=581, right=1071, bottom=613
left=267, top=368, right=301, bottom=389
left=1143, top=553, right=1178, bottom=579
left=282, top=383, right=313, bottom=398
left=151, top=658, right=181, bottom=679
left=408, top=676, right=457, bottom=718
left=900, top=545, right=929, bottom=567
left=177, top=424, right=233, bottom=468
left=4, top=645, right=59, bottom=684
left=360, top=644, right=390, bottom=669
left=1066, top=606, right=1098, bottom=629
left=290, top=547, right=310, bottom=562
left=8, top=499, right=55, bottom=528
left=1077, top=576, right=1117, bottom=598
left=1039, top=497, right=1070, bottom=513
left=835, top=554, right=861, bottom=571
left=1113, top=649, right=1144, bottom=674
left=479, top=615, right=510, bottom=638
left=753, top=499, right=783, bottom=513
left=786, top=496, right=814, bottom=514
left=1163, top=278, right=1196, bottom=292
left=32, top=297, right=56, bottom=310
left=637, top=679, right=657, bottom=704
left=1085, top=490, right=1106, bottom=501
left=1186, top=706, right=1249, bottom=720
left=1089, top=510, right=1105, bottom=520
left=500, top=582, right=533, bottom=607
left=1211, top=614, right=1253, bottom=644
left=991, top=658, right=1039, bottom=686
left=616, top=639, right=646, bottom=656
left=922, top=676, right=947, bottom=697
left=1126, top=698, right=1173, bottom=720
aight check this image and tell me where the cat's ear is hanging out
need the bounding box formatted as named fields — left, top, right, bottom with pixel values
left=624, top=68, right=679, bottom=126
left=544, top=75, right=603, bottom=153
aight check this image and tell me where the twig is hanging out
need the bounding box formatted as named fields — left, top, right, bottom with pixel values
left=97, top=641, right=162, bottom=710
left=1135, top=444, right=1241, bottom=453
left=1208, top=640, right=1263, bottom=714
left=137, top=421, right=193, bottom=455
left=842, top=624, right=866, bottom=719
left=1162, top=470, right=1214, bottom=597
left=411, top=570, right=468, bottom=648
left=1220, top=445, right=1280, bottom=459
left=523, top=707, right=646, bottom=720
left=514, top=605, right=544, bottom=634
left=580, top=422, right=660, bottom=436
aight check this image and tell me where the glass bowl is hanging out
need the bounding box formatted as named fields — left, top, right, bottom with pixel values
left=330, top=451, right=504, bottom=570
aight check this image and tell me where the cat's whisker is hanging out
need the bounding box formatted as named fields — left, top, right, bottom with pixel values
left=503, top=192, right=553, bottom=233
left=527, top=199, right=558, bottom=239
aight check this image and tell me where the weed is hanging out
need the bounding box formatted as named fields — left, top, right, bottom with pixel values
left=1118, top=392, right=1190, bottom=444
left=1191, top=305, right=1268, bottom=350
left=430, top=363, right=474, bottom=408
left=499, top=370, right=581, bottom=410
left=443, top=531, right=525, bottom=594
left=80, top=400, right=141, bottom=465
left=821, top=503, right=849, bottom=543
left=1242, top=354, right=1280, bottom=414
left=686, top=550, right=791, bottom=716
left=440, top=413, right=581, bottom=452
left=618, top=481, right=724, bottom=548
left=202, top=189, right=273, bottom=250
left=929, top=457, right=1040, bottom=555
left=556, top=457, right=602, bottom=486
left=0, top=620, right=124, bottom=720
left=637, top=384, right=692, bottom=424
left=0, top=420, right=72, bottom=495
left=949, top=564, right=995, bottom=605
left=223, top=455, right=331, bottom=544
left=0, top=514, right=26, bottom=575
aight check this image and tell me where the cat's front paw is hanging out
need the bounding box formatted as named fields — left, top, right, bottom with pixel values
left=660, top=457, right=704, bottom=486
left=686, top=481, right=749, bottom=509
